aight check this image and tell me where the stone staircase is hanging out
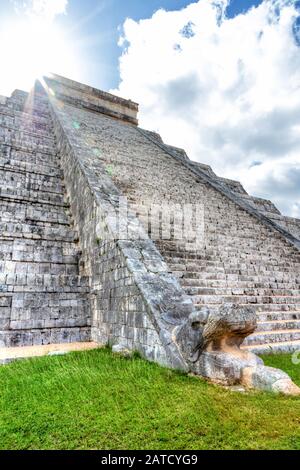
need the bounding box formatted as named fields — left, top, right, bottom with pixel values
left=0, top=88, right=91, bottom=347
left=129, top=199, right=300, bottom=355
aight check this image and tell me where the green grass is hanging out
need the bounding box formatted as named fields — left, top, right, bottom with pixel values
left=0, top=349, right=299, bottom=450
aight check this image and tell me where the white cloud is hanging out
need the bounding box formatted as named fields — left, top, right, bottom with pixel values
left=114, top=0, right=300, bottom=218
left=11, top=0, right=68, bottom=22
left=0, top=1, right=75, bottom=97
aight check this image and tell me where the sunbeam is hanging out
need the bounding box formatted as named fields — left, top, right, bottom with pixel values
left=0, top=15, right=78, bottom=96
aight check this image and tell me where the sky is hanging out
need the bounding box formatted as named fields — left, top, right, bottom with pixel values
left=0, top=0, right=299, bottom=218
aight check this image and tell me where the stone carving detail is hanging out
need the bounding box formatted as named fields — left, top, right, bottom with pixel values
left=175, top=304, right=300, bottom=395
left=175, top=304, right=257, bottom=362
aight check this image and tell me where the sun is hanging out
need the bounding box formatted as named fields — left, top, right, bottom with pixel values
left=0, top=16, right=78, bottom=97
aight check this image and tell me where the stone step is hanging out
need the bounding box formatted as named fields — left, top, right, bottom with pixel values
left=194, top=302, right=300, bottom=314
left=6, top=99, right=51, bottom=118
left=0, top=168, right=64, bottom=193
left=0, top=238, right=79, bottom=264
left=193, top=302, right=300, bottom=316
left=170, top=267, right=299, bottom=282
left=0, top=212, right=71, bottom=228
left=0, top=221, right=78, bottom=242
left=256, top=303, right=300, bottom=312
left=183, top=286, right=300, bottom=296
left=3, top=126, right=55, bottom=146
left=0, top=128, right=56, bottom=149
left=192, top=294, right=300, bottom=306
left=0, top=186, right=67, bottom=206
left=0, top=107, right=53, bottom=125
left=0, top=260, right=78, bottom=276
left=0, top=295, right=12, bottom=327
left=166, top=259, right=300, bottom=272
left=0, top=274, right=89, bottom=293
left=162, top=243, right=300, bottom=255
left=0, top=326, right=91, bottom=348
left=157, top=238, right=300, bottom=254
left=161, top=248, right=300, bottom=261
left=5, top=100, right=50, bottom=117
left=256, top=310, right=300, bottom=321
left=158, top=237, right=300, bottom=250
left=172, top=271, right=299, bottom=284
left=257, top=319, right=300, bottom=331
left=2, top=101, right=52, bottom=119
left=0, top=157, right=63, bottom=178
left=0, top=105, right=51, bottom=128
left=7, top=291, right=91, bottom=331
left=244, top=329, right=300, bottom=346
left=0, top=218, right=73, bottom=235
left=0, top=289, right=88, bottom=304
left=0, top=200, right=71, bottom=226
left=0, top=130, right=57, bottom=155
left=242, top=339, right=300, bottom=355
left=0, top=116, right=54, bottom=140
left=163, top=248, right=300, bottom=261
left=0, top=103, right=52, bottom=121
left=7, top=290, right=89, bottom=307
left=180, top=278, right=300, bottom=289
left=0, top=142, right=60, bottom=164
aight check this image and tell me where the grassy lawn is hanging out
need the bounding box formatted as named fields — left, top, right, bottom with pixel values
left=0, top=348, right=299, bottom=450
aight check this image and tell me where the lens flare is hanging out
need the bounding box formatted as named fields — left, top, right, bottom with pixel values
left=0, top=17, right=78, bottom=96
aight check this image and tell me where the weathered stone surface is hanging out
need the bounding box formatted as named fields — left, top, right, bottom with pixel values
left=45, top=74, right=139, bottom=126
left=1, top=75, right=300, bottom=394
left=112, top=344, right=134, bottom=358
left=0, top=84, right=91, bottom=346
left=177, top=304, right=299, bottom=394
left=242, top=365, right=300, bottom=395
left=175, top=304, right=257, bottom=362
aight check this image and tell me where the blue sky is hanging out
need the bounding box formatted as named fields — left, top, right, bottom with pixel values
left=75, top=0, right=263, bottom=90
left=55, top=0, right=263, bottom=90
left=0, top=0, right=263, bottom=91
left=0, top=0, right=299, bottom=218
